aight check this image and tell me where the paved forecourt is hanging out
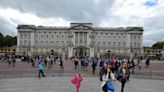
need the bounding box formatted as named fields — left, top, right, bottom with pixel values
left=0, top=76, right=164, bottom=92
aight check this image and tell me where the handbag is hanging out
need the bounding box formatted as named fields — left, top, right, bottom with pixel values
left=107, top=81, right=114, bottom=92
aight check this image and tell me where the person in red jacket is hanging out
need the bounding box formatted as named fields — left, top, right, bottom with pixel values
left=71, top=73, right=83, bottom=92
left=75, top=73, right=83, bottom=92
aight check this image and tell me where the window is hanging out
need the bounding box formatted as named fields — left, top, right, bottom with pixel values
left=118, top=42, right=120, bottom=47
left=113, top=42, right=115, bottom=46
left=46, top=41, right=48, bottom=43
left=106, top=33, right=108, bottom=35
left=138, top=43, right=140, bottom=47
left=28, top=41, right=31, bottom=44
left=101, top=33, right=103, bottom=35
left=51, top=41, right=54, bottom=43
left=108, top=42, right=110, bottom=47
left=20, top=34, right=23, bottom=38
left=52, top=35, right=54, bottom=38
left=24, top=40, right=27, bottom=44
left=134, top=42, right=136, bottom=47
left=123, top=42, right=126, bottom=47
left=57, top=35, right=59, bottom=38
left=35, top=41, right=38, bottom=43
left=24, top=34, right=27, bottom=38
left=111, top=33, right=113, bottom=35
left=47, top=35, right=48, bottom=38
left=20, top=40, right=23, bottom=44
left=103, top=42, right=106, bottom=44
left=56, top=41, right=59, bottom=43
left=134, top=36, right=136, bottom=39
left=138, top=36, right=140, bottom=40
left=130, top=36, right=132, bottom=39
left=113, top=36, right=115, bottom=40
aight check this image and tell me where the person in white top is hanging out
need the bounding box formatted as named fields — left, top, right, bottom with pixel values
left=101, top=67, right=115, bottom=92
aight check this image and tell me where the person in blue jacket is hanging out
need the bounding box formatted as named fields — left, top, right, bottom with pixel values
left=38, top=62, right=45, bottom=78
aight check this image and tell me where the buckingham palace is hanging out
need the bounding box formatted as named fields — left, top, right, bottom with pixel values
left=16, top=23, right=144, bottom=58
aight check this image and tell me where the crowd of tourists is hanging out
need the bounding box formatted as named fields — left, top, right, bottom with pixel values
left=71, top=55, right=151, bottom=92
left=1, top=54, right=152, bottom=92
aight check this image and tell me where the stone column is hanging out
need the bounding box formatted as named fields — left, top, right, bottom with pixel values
left=30, top=31, right=35, bottom=56
left=73, top=32, right=75, bottom=46
left=16, top=32, right=21, bottom=55
left=90, top=47, right=94, bottom=58
left=87, top=32, right=90, bottom=47
left=140, top=33, right=143, bottom=55
left=62, top=48, right=65, bottom=59
left=126, top=33, right=131, bottom=55
left=68, top=47, right=73, bottom=58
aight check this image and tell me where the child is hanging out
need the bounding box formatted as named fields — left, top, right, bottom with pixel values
left=71, top=73, right=83, bottom=92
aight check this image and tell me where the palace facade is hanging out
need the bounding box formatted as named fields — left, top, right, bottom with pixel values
left=16, top=23, right=144, bottom=58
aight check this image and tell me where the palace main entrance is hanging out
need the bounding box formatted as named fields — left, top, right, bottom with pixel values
left=73, top=46, right=89, bottom=58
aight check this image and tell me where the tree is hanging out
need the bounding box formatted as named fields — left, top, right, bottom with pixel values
left=0, top=32, right=4, bottom=47
left=0, top=33, right=17, bottom=48
left=152, top=41, right=164, bottom=49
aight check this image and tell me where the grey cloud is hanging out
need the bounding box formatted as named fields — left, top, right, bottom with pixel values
left=143, top=15, right=164, bottom=46
left=0, top=0, right=164, bottom=47
left=0, top=0, right=114, bottom=25
left=0, top=18, right=16, bottom=36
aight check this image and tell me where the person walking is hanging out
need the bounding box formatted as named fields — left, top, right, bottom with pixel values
left=12, top=55, right=16, bottom=67
left=115, top=59, right=120, bottom=79
left=38, top=62, right=45, bottom=78
left=80, top=58, right=84, bottom=69
left=31, top=58, right=35, bottom=68
left=59, top=57, right=64, bottom=72
left=8, top=55, right=12, bottom=67
left=74, top=58, right=79, bottom=70
left=99, top=57, right=105, bottom=69
left=118, top=64, right=129, bottom=92
left=70, top=73, right=83, bottom=92
left=145, top=57, right=150, bottom=68
left=131, top=59, right=135, bottom=74
left=106, top=57, right=111, bottom=65
left=101, top=67, right=115, bottom=92
left=47, top=56, right=51, bottom=69
left=92, top=60, right=97, bottom=74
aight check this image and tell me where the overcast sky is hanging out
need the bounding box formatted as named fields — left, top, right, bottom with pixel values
left=0, top=0, right=163, bottom=46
